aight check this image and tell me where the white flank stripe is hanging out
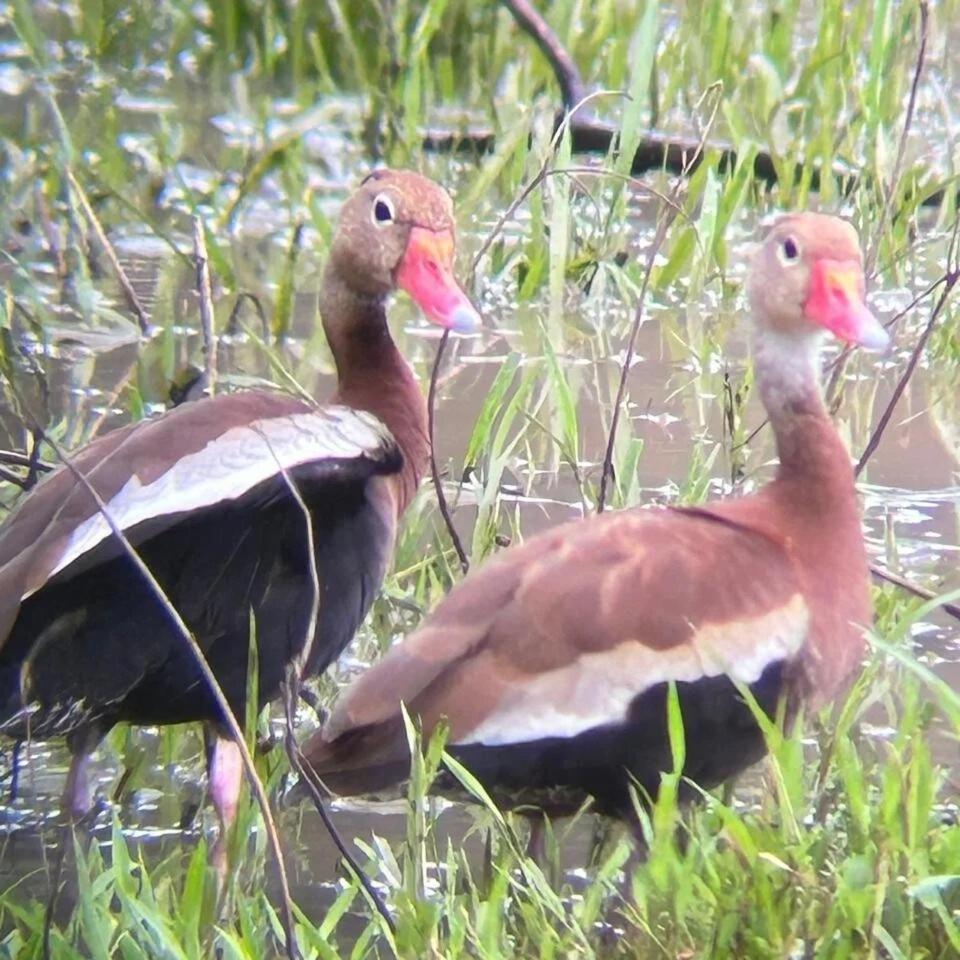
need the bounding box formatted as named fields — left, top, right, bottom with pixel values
left=38, top=407, right=391, bottom=590
left=458, top=594, right=809, bottom=746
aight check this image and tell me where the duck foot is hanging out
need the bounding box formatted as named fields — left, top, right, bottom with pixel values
left=62, top=750, right=96, bottom=822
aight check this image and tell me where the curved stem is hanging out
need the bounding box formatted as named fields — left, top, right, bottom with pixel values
left=428, top=331, right=470, bottom=574
left=283, top=691, right=397, bottom=937
left=597, top=89, right=721, bottom=512
left=43, top=436, right=302, bottom=960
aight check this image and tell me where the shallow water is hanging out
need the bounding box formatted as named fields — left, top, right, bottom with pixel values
left=0, top=6, right=958, bottom=940
left=1, top=218, right=957, bottom=926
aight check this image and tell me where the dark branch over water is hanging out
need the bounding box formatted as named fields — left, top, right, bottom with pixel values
left=424, top=119, right=948, bottom=209
left=442, top=0, right=950, bottom=207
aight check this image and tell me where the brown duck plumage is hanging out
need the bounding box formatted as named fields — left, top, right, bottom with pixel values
left=301, top=213, right=887, bottom=820
left=0, top=170, right=479, bottom=867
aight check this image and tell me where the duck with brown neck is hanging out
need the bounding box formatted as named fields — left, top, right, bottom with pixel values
left=300, top=214, right=888, bottom=835
left=0, top=169, right=479, bottom=869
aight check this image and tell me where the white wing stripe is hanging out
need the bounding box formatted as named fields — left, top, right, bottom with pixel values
left=458, top=595, right=809, bottom=746
left=38, top=407, right=390, bottom=591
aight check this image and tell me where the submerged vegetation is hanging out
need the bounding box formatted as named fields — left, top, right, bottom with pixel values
left=0, top=0, right=958, bottom=957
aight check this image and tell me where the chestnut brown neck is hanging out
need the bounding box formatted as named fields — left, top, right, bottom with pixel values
left=754, top=329, right=855, bottom=508
left=753, top=327, right=870, bottom=703
left=321, top=266, right=429, bottom=515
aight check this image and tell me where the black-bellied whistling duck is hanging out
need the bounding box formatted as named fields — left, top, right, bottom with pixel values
left=0, top=170, right=479, bottom=855
left=301, top=214, right=889, bottom=829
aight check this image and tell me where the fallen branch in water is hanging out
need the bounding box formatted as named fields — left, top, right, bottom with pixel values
left=425, top=117, right=951, bottom=208
left=870, top=563, right=960, bottom=624
left=446, top=0, right=949, bottom=207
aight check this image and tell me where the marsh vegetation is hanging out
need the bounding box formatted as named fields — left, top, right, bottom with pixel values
left=0, top=0, right=958, bottom=956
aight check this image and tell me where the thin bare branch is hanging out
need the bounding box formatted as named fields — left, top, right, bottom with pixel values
left=226, top=292, right=269, bottom=339
left=0, top=447, right=52, bottom=473
left=5, top=739, right=22, bottom=801
left=84, top=358, right=139, bottom=442
left=0, top=401, right=48, bottom=494
left=865, top=0, right=929, bottom=275
left=65, top=169, right=150, bottom=334
left=472, top=163, right=688, bottom=282
left=0, top=466, right=29, bottom=489
left=428, top=331, right=470, bottom=574
left=193, top=216, right=218, bottom=396
left=520, top=410, right=588, bottom=512
left=470, top=91, right=629, bottom=282
left=42, top=825, right=68, bottom=960
left=828, top=6, right=931, bottom=407
left=856, top=222, right=960, bottom=476
left=596, top=212, right=675, bottom=513
left=264, top=458, right=392, bottom=935
left=86, top=170, right=193, bottom=268
left=268, top=460, right=321, bottom=682
left=284, top=698, right=397, bottom=937
left=596, top=90, right=722, bottom=512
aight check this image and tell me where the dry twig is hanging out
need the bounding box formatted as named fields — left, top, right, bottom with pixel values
left=193, top=216, right=218, bottom=396
left=428, top=331, right=470, bottom=574
left=65, top=169, right=150, bottom=334
left=596, top=88, right=722, bottom=512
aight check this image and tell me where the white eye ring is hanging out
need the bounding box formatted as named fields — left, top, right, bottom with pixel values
left=777, top=235, right=801, bottom=265
left=371, top=193, right=395, bottom=226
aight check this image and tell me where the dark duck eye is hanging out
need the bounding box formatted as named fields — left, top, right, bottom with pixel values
left=372, top=194, right=395, bottom=225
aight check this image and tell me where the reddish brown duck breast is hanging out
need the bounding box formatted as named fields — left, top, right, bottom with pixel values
left=301, top=214, right=887, bottom=822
